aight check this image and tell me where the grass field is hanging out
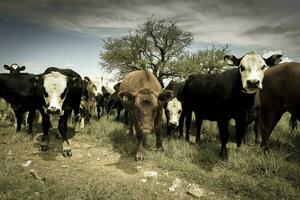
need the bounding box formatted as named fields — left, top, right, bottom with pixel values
left=0, top=112, right=299, bottom=200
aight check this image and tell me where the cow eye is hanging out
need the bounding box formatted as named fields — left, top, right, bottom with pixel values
left=178, top=110, right=182, bottom=114
left=240, top=65, right=245, bottom=72
left=261, top=65, right=266, bottom=70
left=43, top=88, right=48, bottom=97
left=61, top=89, right=67, bottom=99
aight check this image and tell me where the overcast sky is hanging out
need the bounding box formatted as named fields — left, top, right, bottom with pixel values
left=0, top=0, right=299, bottom=76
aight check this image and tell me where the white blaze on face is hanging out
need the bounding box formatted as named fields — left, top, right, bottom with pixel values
left=11, top=64, right=18, bottom=69
left=239, top=52, right=267, bottom=94
left=43, top=71, right=68, bottom=113
left=166, top=98, right=182, bottom=127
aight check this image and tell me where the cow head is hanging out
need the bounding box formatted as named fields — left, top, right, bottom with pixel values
left=4, top=64, right=26, bottom=74
left=119, top=88, right=173, bottom=134
left=83, top=76, right=97, bottom=99
left=224, top=51, right=282, bottom=94
left=43, top=71, right=69, bottom=114
left=166, top=98, right=182, bottom=127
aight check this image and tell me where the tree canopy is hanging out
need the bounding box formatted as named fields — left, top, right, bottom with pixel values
left=174, top=45, right=231, bottom=79
left=100, top=17, right=194, bottom=84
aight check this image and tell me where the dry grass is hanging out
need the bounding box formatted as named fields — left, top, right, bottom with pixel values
left=0, top=113, right=299, bottom=200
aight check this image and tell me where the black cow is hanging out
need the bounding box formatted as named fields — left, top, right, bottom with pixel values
left=106, top=82, right=128, bottom=121
left=180, top=51, right=281, bottom=159
left=0, top=73, right=43, bottom=134
left=38, top=67, right=82, bottom=157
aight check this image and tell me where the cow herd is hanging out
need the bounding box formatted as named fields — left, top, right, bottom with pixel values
left=0, top=51, right=299, bottom=161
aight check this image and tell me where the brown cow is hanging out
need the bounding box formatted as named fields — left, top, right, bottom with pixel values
left=258, top=62, right=300, bottom=150
left=118, top=70, right=173, bottom=161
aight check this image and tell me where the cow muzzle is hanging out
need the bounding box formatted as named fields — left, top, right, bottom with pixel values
left=246, top=79, right=260, bottom=89
left=169, top=121, right=179, bottom=127
left=47, top=106, right=61, bottom=114
left=142, top=128, right=152, bottom=134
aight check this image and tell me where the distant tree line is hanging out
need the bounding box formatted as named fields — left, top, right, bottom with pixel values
left=100, top=17, right=230, bottom=84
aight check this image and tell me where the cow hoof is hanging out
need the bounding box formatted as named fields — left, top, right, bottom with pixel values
left=156, top=146, right=164, bottom=151
left=39, top=145, right=48, bottom=151
left=55, top=134, right=62, bottom=139
left=219, top=151, right=228, bottom=161
left=255, top=139, right=260, bottom=145
left=63, top=149, right=72, bottom=157
left=135, top=152, right=144, bottom=161
left=28, top=134, right=33, bottom=140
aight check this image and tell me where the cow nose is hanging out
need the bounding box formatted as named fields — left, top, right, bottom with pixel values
left=47, top=106, right=61, bottom=114
left=169, top=121, right=178, bottom=127
left=142, top=128, right=152, bottom=134
left=247, top=79, right=260, bottom=89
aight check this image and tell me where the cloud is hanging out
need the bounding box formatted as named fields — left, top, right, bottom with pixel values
left=0, top=0, right=299, bottom=56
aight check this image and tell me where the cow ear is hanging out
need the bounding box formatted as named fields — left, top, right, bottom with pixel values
left=3, top=65, right=10, bottom=70
left=224, top=55, right=240, bottom=66
left=18, top=66, right=26, bottom=71
left=264, top=54, right=282, bottom=66
left=118, top=90, right=135, bottom=103
left=84, top=76, right=91, bottom=82
left=114, top=82, right=121, bottom=91
left=158, top=90, right=173, bottom=104
left=72, top=77, right=80, bottom=83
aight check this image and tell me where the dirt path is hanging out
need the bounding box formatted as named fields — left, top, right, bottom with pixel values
left=1, top=129, right=209, bottom=200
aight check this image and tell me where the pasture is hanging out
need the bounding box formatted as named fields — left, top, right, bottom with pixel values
left=0, top=112, right=299, bottom=200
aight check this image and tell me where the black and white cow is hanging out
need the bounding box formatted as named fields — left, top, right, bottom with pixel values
left=39, top=67, right=82, bottom=157
left=164, top=81, right=185, bottom=136
left=3, top=63, right=26, bottom=74
left=180, top=51, right=282, bottom=159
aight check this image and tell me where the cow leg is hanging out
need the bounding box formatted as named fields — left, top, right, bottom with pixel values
left=58, top=110, right=72, bottom=157
left=165, top=108, right=171, bottom=136
left=254, top=119, right=260, bottom=144
left=27, top=109, right=35, bottom=135
left=135, top=131, right=145, bottom=161
left=195, top=112, right=203, bottom=144
left=124, top=110, right=128, bottom=124
left=40, top=112, right=50, bottom=151
left=185, top=109, right=192, bottom=142
left=260, top=109, right=283, bottom=151
left=128, top=113, right=134, bottom=136
left=217, top=120, right=229, bottom=160
left=80, top=117, right=85, bottom=129
left=155, top=110, right=163, bottom=150
left=116, top=107, right=121, bottom=121
left=178, top=110, right=185, bottom=138
left=235, top=119, right=247, bottom=149
left=74, top=108, right=80, bottom=133
left=96, top=105, right=101, bottom=119
left=15, top=110, right=22, bottom=132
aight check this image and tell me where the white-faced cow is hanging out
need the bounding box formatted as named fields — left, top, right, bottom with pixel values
left=39, top=67, right=82, bottom=157
left=180, top=51, right=282, bottom=160
left=118, top=70, right=173, bottom=161
left=257, top=62, right=300, bottom=150
left=163, top=81, right=185, bottom=136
